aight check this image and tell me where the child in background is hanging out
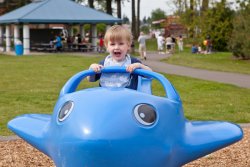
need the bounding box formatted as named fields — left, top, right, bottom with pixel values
left=88, top=25, right=152, bottom=90
left=191, top=44, right=198, bottom=53
left=138, top=32, right=148, bottom=60
left=98, top=34, right=105, bottom=53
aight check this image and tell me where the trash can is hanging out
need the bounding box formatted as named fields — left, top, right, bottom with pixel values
left=15, top=40, right=23, bottom=56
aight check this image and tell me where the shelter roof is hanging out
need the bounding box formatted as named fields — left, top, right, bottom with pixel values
left=0, top=0, right=121, bottom=24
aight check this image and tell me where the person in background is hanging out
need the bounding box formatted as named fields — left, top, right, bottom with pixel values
left=49, top=37, right=55, bottom=49
left=198, top=45, right=203, bottom=54
left=191, top=44, right=198, bottom=54
left=87, top=25, right=152, bottom=90
left=54, top=34, right=62, bottom=51
left=98, top=34, right=105, bottom=53
left=205, top=35, right=212, bottom=54
left=165, top=35, right=173, bottom=54
left=157, top=33, right=165, bottom=54
left=177, top=35, right=184, bottom=52
left=138, top=31, right=148, bottom=60
left=77, top=34, right=82, bottom=44
left=171, top=35, right=176, bottom=53
left=85, top=33, right=90, bottom=43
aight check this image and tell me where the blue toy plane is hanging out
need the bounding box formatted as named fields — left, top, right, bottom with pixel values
left=8, top=67, right=243, bottom=167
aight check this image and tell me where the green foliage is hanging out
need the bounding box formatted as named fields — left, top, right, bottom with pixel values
left=228, top=0, right=250, bottom=59
left=179, top=9, right=196, bottom=38
left=179, top=1, right=234, bottom=51
left=82, top=24, right=106, bottom=35
left=140, top=25, right=150, bottom=34
left=96, top=23, right=106, bottom=34
left=0, top=0, right=32, bottom=14
left=151, top=8, right=166, bottom=21
left=151, top=8, right=166, bottom=29
left=200, top=1, right=234, bottom=51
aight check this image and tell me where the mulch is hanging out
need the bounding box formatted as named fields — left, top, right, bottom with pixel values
left=0, top=128, right=249, bottom=167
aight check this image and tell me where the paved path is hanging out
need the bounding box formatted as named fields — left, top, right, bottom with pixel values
left=143, top=52, right=250, bottom=89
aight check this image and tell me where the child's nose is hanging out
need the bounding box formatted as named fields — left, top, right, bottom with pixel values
left=114, top=44, right=120, bottom=49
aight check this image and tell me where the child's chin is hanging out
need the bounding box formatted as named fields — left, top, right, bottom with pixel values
left=113, top=55, right=124, bottom=61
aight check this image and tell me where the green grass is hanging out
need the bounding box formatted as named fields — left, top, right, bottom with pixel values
left=161, top=47, right=250, bottom=74
left=154, top=74, right=250, bottom=122
left=0, top=53, right=250, bottom=136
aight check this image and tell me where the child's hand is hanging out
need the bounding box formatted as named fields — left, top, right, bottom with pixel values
left=126, top=63, right=141, bottom=73
left=89, top=64, right=103, bottom=72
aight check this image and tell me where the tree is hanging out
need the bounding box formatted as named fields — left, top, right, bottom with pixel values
left=131, top=0, right=136, bottom=38
left=151, top=8, right=166, bottom=22
left=188, top=0, right=195, bottom=38
left=115, top=0, right=122, bottom=18
left=228, top=0, right=250, bottom=59
left=106, top=0, right=113, bottom=15
left=201, top=0, right=209, bottom=11
left=136, top=0, right=140, bottom=38
left=201, top=0, right=234, bottom=51
left=88, top=0, right=94, bottom=8
left=151, top=8, right=166, bottom=29
left=0, top=0, right=32, bottom=14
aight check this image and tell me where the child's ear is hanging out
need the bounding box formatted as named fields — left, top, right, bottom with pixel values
left=127, top=42, right=131, bottom=49
left=105, top=45, right=110, bottom=52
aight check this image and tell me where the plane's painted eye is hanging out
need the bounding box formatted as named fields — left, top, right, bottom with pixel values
left=58, top=101, right=74, bottom=122
left=134, top=104, right=156, bottom=126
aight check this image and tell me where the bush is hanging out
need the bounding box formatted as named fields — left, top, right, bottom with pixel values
left=228, top=0, right=250, bottom=59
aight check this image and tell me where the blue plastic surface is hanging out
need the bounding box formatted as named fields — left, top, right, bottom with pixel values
left=15, top=44, right=23, bottom=56
left=8, top=67, right=243, bottom=167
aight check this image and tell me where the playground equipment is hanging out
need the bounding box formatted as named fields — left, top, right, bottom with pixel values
left=8, top=67, right=243, bottom=167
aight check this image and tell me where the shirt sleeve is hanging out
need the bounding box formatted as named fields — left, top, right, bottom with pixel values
left=131, top=57, right=142, bottom=64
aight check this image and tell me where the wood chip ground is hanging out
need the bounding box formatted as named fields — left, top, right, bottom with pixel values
left=0, top=128, right=249, bottom=167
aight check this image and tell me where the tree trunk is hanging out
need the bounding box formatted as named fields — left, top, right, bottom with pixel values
left=201, top=0, right=209, bottom=11
left=189, top=0, right=194, bottom=38
left=88, top=0, right=94, bottom=8
left=106, top=0, right=113, bottom=15
left=184, top=0, right=188, bottom=11
left=136, top=0, right=140, bottom=38
left=116, top=0, right=121, bottom=18
left=131, top=0, right=136, bottom=38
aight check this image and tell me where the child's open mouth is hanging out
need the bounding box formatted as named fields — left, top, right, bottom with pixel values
left=114, top=51, right=122, bottom=57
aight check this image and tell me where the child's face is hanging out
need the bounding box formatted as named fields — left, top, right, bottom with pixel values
left=106, top=39, right=131, bottom=62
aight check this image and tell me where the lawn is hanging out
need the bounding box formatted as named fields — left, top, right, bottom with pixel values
left=0, top=53, right=250, bottom=136
left=161, top=46, right=250, bottom=74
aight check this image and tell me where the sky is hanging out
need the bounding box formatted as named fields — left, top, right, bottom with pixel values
left=121, top=0, right=176, bottom=20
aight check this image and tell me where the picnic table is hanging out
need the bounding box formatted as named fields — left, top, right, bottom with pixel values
left=31, top=42, right=96, bottom=52
left=31, top=43, right=55, bottom=52
left=66, top=43, right=96, bottom=52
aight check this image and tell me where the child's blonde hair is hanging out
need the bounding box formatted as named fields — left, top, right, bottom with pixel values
left=104, top=25, right=133, bottom=47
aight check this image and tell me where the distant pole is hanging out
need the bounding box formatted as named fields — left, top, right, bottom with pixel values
left=23, top=24, right=30, bottom=55
left=5, top=25, right=11, bottom=52
left=91, top=24, right=97, bottom=52
left=0, top=26, right=3, bottom=46
left=14, top=24, right=20, bottom=45
left=80, top=24, right=85, bottom=38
